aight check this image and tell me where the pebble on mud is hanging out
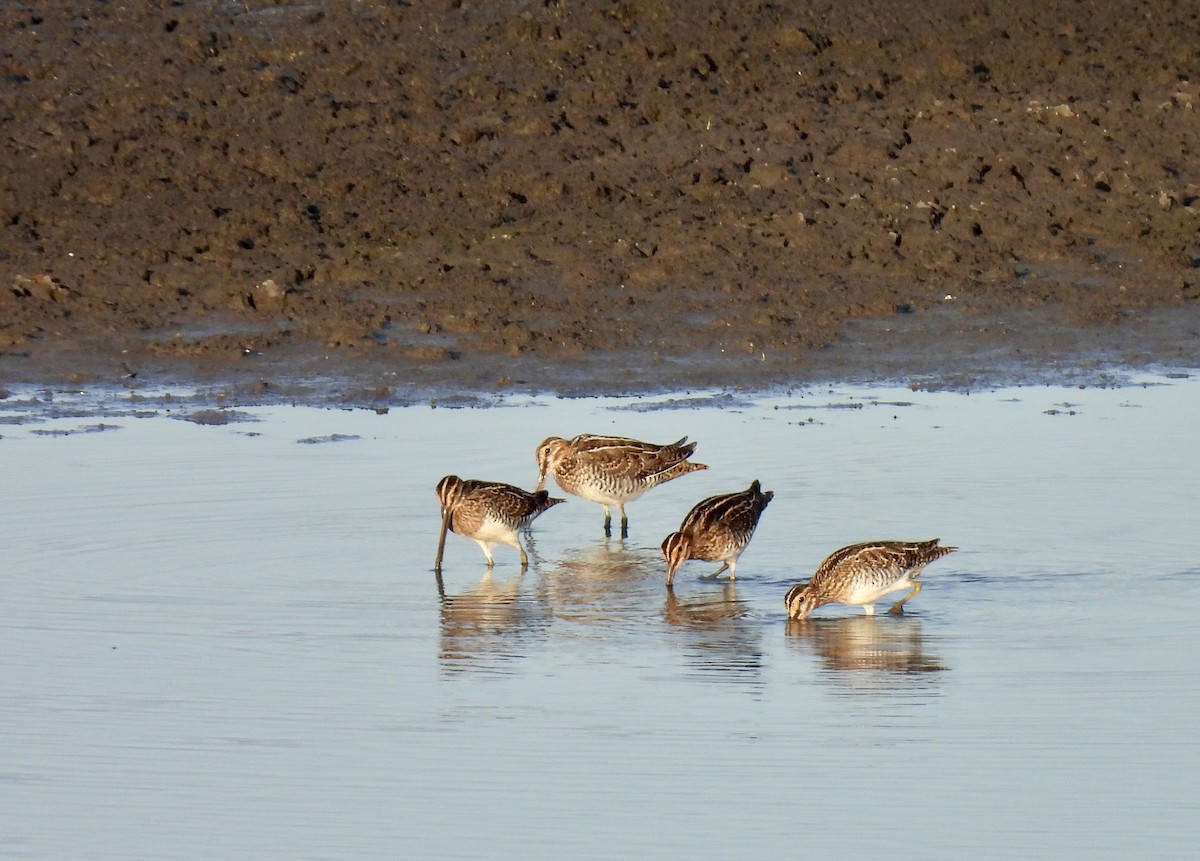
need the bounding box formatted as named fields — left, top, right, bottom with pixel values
left=246, top=279, right=288, bottom=313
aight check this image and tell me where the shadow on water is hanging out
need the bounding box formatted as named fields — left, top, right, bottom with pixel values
left=785, top=615, right=947, bottom=693
left=662, top=583, right=766, bottom=687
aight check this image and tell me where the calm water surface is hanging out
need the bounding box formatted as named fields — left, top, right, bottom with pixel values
left=3, top=378, right=1198, bottom=859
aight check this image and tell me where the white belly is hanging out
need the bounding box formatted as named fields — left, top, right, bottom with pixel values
left=471, top=517, right=517, bottom=544
left=568, top=480, right=647, bottom=507
left=843, top=576, right=912, bottom=607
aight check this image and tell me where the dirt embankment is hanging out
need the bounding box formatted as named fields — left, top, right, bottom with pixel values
left=1, top=1, right=1198, bottom=398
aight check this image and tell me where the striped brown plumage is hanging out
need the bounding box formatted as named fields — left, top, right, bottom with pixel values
left=535, top=434, right=707, bottom=536
left=784, top=539, right=957, bottom=619
left=661, top=480, right=774, bottom=586
left=435, top=475, right=563, bottom=569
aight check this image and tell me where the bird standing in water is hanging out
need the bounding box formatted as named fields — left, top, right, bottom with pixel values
left=785, top=539, right=957, bottom=619
left=661, top=480, right=774, bottom=587
left=535, top=434, right=707, bottom=537
left=435, top=475, right=563, bottom=570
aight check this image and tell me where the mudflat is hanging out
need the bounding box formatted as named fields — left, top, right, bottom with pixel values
left=2, top=1, right=1198, bottom=400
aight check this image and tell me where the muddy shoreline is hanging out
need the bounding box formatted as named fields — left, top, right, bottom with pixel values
left=2, top=1, right=1198, bottom=404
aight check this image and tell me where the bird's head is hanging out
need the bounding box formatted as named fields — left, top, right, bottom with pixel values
left=661, top=531, right=693, bottom=587
left=534, top=437, right=568, bottom=491
left=435, top=475, right=465, bottom=515
left=784, top=582, right=820, bottom=620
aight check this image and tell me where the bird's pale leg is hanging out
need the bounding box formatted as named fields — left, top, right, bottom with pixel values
left=602, top=505, right=613, bottom=537
left=699, top=562, right=730, bottom=581
left=618, top=504, right=629, bottom=539
left=862, top=604, right=876, bottom=616
left=475, top=540, right=495, bottom=568
left=887, top=581, right=923, bottom=615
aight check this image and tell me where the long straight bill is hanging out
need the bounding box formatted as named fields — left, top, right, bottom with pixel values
left=434, top=508, right=451, bottom=572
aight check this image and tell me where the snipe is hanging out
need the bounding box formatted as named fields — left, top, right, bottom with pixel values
left=785, top=539, right=956, bottom=619
left=435, top=475, right=563, bottom=570
left=535, top=434, right=706, bottom=537
left=661, top=480, right=774, bottom=587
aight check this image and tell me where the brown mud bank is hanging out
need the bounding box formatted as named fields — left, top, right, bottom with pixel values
left=2, top=1, right=1198, bottom=403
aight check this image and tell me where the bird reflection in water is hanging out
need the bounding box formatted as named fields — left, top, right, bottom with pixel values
left=436, top=570, right=551, bottom=676
left=785, top=615, right=946, bottom=683
left=663, top=583, right=765, bottom=686
left=663, top=582, right=751, bottom=628
left=537, top=538, right=659, bottom=626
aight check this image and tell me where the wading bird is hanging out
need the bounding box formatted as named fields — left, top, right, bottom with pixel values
left=535, top=434, right=706, bottom=537
left=661, top=480, right=774, bottom=587
left=785, top=539, right=957, bottom=619
left=435, top=475, right=563, bottom=570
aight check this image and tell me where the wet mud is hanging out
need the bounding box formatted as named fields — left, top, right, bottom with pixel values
left=2, top=1, right=1198, bottom=401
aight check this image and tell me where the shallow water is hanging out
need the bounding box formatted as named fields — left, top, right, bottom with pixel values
left=3, top=377, right=1199, bottom=859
